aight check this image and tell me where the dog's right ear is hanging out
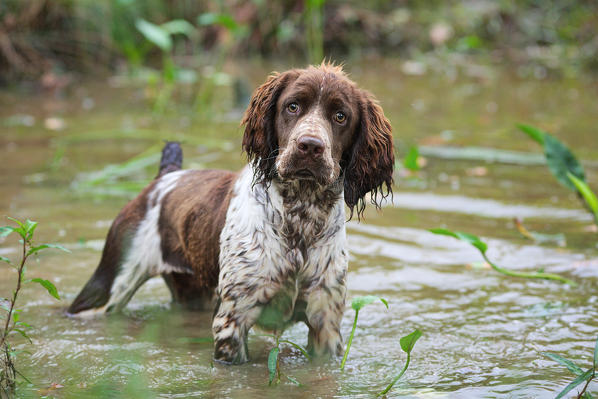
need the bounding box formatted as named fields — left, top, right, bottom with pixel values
left=241, top=70, right=298, bottom=182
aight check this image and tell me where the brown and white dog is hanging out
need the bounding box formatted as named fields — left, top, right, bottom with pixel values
left=67, top=63, right=394, bottom=364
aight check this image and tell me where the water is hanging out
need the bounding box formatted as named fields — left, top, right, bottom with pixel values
left=1, top=59, right=597, bottom=398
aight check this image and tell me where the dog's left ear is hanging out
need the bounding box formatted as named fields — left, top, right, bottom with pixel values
left=344, top=91, right=395, bottom=219
left=241, top=70, right=299, bottom=182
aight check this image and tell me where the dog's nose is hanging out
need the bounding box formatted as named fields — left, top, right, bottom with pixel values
left=297, top=135, right=324, bottom=157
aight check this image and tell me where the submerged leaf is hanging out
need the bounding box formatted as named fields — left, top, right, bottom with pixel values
left=268, top=347, right=279, bottom=385
left=400, top=329, right=422, bottom=354
left=30, top=278, right=60, bottom=300
left=351, top=295, right=389, bottom=311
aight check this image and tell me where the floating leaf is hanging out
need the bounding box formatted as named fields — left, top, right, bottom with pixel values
left=568, top=173, right=598, bottom=219
left=27, top=243, right=71, bottom=257
left=268, top=347, right=279, bottom=385
left=542, top=133, right=585, bottom=192
left=30, top=278, right=60, bottom=300
left=517, top=124, right=546, bottom=145
left=429, top=228, right=488, bottom=254
left=351, top=295, right=389, bottom=312
left=555, top=368, right=594, bottom=399
left=542, top=352, right=584, bottom=376
left=400, top=329, right=422, bottom=354
left=136, top=19, right=172, bottom=51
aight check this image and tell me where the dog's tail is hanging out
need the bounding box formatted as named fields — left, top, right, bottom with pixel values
left=157, top=141, right=183, bottom=177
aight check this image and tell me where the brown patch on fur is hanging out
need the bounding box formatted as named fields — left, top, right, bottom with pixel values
left=67, top=181, right=157, bottom=314
left=158, top=170, right=236, bottom=308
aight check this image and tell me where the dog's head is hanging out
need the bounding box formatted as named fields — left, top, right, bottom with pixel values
left=241, top=63, right=394, bottom=218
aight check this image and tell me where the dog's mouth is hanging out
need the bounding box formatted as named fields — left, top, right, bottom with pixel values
left=293, top=169, right=316, bottom=179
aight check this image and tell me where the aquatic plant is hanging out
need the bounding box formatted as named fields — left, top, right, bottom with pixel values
left=340, top=295, right=388, bottom=371
left=518, top=124, right=598, bottom=226
left=542, top=335, right=597, bottom=399
left=0, top=218, right=68, bottom=395
left=378, top=329, right=422, bottom=397
left=266, top=333, right=309, bottom=386
left=429, top=228, right=576, bottom=285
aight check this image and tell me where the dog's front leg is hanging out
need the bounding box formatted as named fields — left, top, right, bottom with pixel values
left=305, top=282, right=346, bottom=358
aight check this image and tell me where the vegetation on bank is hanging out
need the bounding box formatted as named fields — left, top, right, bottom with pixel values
left=2, top=0, right=598, bottom=82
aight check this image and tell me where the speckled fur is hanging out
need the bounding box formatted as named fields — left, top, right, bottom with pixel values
left=213, top=166, right=347, bottom=363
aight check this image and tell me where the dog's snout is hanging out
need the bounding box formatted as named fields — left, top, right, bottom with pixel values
left=297, top=135, right=324, bottom=157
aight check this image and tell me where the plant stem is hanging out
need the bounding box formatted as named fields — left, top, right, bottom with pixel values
left=576, top=372, right=594, bottom=399
left=0, top=239, right=27, bottom=350
left=378, top=352, right=411, bottom=396
left=340, top=309, right=358, bottom=371
left=482, top=254, right=577, bottom=286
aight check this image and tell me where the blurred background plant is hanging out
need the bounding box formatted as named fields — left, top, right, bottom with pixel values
left=2, top=0, right=598, bottom=85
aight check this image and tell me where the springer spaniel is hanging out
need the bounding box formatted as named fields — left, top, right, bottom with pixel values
left=68, top=63, right=394, bottom=364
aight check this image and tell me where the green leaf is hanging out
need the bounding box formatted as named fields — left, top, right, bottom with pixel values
left=160, top=19, right=195, bottom=36
left=517, top=124, right=546, bottom=145
left=286, top=375, right=302, bottom=386
left=555, top=368, right=594, bottom=399
left=0, top=256, right=11, bottom=264
left=268, top=347, right=279, bottom=386
left=6, top=217, right=26, bottom=239
left=0, top=226, right=15, bottom=237
left=13, top=328, right=32, bottom=343
left=429, top=228, right=488, bottom=254
left=198, top=13, right=239, bottom=31
left=351, top=295, right=389, bottom=312
left=27, top=243, right=71, bottom=257
left=23, top=219, right=38, bottom=240
left=135, top=19, right=172, bottom=51
left=30, top=278, right=60, bottom=300
left=542, top=352, right=584, bottom=375
left=404, top=146, right=420, bottom=171
left=568, top=172, right=598, bottom=218
left=12, top=312, right=19, bottom=322
left=400, top=329, right=422, bottom=354
left=543, top=133, right=585, bottom=192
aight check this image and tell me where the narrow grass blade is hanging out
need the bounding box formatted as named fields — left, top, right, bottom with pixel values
left=542, top=352, right=584, bottom=375
left=555, top=368, right=593, bottom=399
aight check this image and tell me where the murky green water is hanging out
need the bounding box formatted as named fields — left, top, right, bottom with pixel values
left=1, top=59, right=597, bottom=398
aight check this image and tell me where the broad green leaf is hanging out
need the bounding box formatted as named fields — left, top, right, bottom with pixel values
left=543, top=133, right=585, bottom=192
left=0, top=256, right=11, bottom=264
left=351, top=295, right=389, bottom=312
left=400, top=329, right=422, bottom=354
left=555, top=368, right=593, bottom=399
left=404, top=146, right=420, bottom=171
left=542, top=352, right=584, bottom=375
left=135, top=19, right=172, bottom=51
left=27, top=243, right=71, bottom=257
left=30, top=278, right=60, bottom=300
left=13, top=328, right=32, bottom=343
left=517, top=124, right=546, bottom=145
left=268, top=347, right=279, bottom=385
left=429, top=228, right=488, bottom=254
left=568, top=173, right=598, bottom=218
left=160, top=19, right=195, bottom=36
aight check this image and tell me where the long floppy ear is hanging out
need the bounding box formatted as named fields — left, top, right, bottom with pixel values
left=241, top=70, right=298, bottom=183
left=344, top=91, right=395, bottom=219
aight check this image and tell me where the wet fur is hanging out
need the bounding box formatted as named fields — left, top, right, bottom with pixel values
left=68, top=63, right=394, bottom=364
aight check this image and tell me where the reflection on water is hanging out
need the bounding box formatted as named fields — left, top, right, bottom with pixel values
left=0, top=60, right=597, bottom=398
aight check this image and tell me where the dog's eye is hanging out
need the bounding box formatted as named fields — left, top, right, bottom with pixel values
left=287, top=102, right=299, bottom=113
left=334, top=111, right=346, bottom=124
